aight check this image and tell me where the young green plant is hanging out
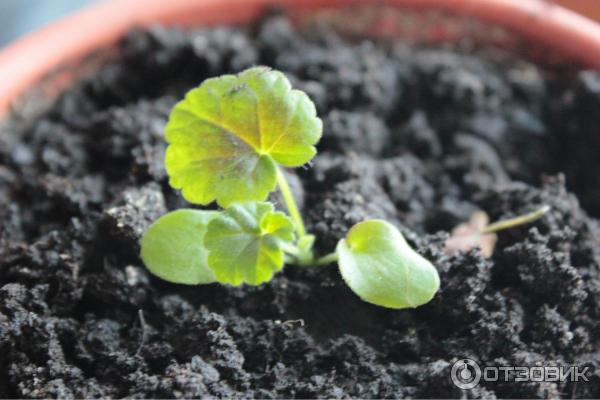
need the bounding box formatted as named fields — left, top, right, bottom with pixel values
left=141, top=66, right=441, bottom=309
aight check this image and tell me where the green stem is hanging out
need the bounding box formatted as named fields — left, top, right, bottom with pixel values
left=483, top=205, right=551, bottom=234
left=284, top=254, right=296, bottom=265
left=314, top=252, right=339, bottom=266
left=276, top=167, right=307, bottom=238
left=281, top=243, right=301, bottom=258
left=276, top=167, right=316, bottom=264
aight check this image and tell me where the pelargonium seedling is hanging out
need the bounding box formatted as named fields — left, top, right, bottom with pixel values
left=141, top=66, right=440, bottom=309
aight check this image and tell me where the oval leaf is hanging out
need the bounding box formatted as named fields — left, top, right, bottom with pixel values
left=336, top=220, right=440, bottom=309
left=141, top=209, right=218, bottom=284
left=204, top=202, right=295, bottom=285
left=165, top=66, right=322, bottom=207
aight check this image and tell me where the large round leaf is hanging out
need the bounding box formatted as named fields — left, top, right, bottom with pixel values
left=336, top=220, right=440, bottom=309
left=141, top=209, right=218, bottom=284
left=165, top=66, right=322, bottom=207
left=204, top=202, right=295, bottom=285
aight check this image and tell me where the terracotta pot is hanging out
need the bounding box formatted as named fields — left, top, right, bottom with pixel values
left=2, top=0, right=600, bottom=117
left=554, top=0, right=600, bottom=22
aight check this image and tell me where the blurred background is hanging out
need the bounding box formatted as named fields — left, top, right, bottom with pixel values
left=1, top=0, right=600, bottom=49
left=0, top=0, right=97, bottom=48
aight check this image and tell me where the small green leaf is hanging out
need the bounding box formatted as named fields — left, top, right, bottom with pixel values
left=336, top=220, right=440, bottom=309
left=165, top=66, right=322, bottom=207
left=204, top=202, right=295, bottom=285
left=141, top=209, right=218, bottom=284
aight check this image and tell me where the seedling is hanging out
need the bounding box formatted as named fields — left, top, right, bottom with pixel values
left=141, top=66, right=439, bottom=309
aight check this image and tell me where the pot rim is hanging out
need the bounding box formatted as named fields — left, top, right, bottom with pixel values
left=1, top=0, right=600, bottom=117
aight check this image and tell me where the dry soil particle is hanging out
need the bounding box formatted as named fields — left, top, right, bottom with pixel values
left=1, top=12, right=600, bottom=399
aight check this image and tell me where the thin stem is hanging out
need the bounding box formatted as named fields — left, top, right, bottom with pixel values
left=281, top=243, right=301, bottom=258
left=284, top=254, right=297, bottom=265
left=314, top=252, right=339, bottom=266
left=484, top=205, right=551, bottom=234
left=276, top=167, right=307, bottom=238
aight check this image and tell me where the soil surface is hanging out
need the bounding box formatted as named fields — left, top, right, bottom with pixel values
left=1, top=12, right=600, bottom=399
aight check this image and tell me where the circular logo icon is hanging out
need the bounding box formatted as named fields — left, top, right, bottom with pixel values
left=451, top=358, right=481, bottom=390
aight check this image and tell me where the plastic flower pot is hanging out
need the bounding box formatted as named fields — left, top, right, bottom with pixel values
left=1, top=0, right=600, bottom=118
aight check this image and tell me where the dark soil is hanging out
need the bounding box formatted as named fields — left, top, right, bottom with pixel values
left=1, top=12, right=600, bottom=399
